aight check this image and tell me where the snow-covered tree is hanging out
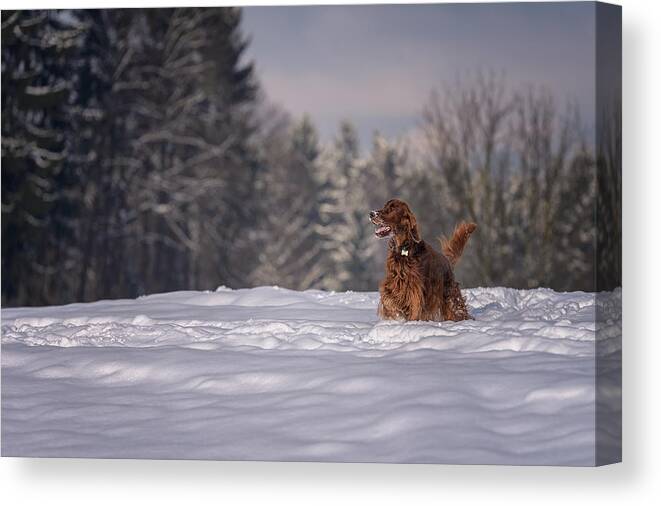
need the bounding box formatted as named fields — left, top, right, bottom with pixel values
left=366, top=132, right=406, bottom=208
left=250, top=113, right=326, bottom=289
left=316, top=121, right=376, bottom=291
left=2, top=8, right=261, bottom=306
left=2, top=10, right=88, bottom=305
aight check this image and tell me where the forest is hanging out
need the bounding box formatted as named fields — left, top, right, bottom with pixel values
left=1, top=8, right=617, bottom=306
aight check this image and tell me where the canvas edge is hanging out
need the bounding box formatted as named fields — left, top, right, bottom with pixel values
left=594, top=0, right=622, bottom=467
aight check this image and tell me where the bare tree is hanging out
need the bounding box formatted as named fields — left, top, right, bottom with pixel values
left=416, top=73, right=595, bottom=291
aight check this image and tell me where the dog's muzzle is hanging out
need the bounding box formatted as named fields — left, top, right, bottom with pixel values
left=370, top=210, right=391, bottom=238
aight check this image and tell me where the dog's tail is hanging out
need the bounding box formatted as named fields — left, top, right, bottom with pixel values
left=440, top=222, right=477, bottom=267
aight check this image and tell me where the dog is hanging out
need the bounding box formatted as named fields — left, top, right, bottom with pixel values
left=369, top=199, right=476, bottom=321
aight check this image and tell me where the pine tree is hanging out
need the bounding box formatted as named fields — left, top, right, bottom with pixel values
left=317, top=121, right=375, bottom=291
left=2, top=10, right=87, bottom=305
left=367, top=132, right=405, bottom=207
left=2, top=8, right=262, bottom=305
left=250, top=113, right=325, bottom=289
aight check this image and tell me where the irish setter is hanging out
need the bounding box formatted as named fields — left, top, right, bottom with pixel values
left=370, top=199, right=476, bottom=322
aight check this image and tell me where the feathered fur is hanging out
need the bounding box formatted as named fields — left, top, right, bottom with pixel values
left=440, top=222, right=477, bottom=267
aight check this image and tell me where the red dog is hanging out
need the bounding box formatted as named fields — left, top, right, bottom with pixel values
left=370, top=199, right=476, bottom=321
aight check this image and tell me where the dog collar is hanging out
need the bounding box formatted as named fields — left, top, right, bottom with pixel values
left=400, top=247, right=409, bottom=257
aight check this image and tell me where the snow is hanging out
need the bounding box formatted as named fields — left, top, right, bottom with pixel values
left=1, top=286, right=621, bottom=465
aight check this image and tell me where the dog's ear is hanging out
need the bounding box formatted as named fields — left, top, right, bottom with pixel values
left=405, top=210, right=421, bottom=244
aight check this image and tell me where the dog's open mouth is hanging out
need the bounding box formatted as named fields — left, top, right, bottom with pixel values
left=374, top=225, right=391, bottom=238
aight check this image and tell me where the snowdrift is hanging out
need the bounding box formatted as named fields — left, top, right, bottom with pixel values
left=1, top=286, right=621, bottom=465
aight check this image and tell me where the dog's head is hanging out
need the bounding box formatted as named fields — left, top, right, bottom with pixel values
left=369, top=199, right=421, bottom=246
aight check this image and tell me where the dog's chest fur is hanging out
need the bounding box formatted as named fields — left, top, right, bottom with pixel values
left=379, top=243, right=427, bottom=319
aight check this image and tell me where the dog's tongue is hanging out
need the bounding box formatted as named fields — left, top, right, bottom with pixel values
left=375, top=225, right=390, bottom=237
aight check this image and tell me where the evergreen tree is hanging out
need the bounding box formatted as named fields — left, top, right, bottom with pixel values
left=2, top=10, right=87, bottom=305
left=2, top=8, right=261, bottom=306
left=367, top=132, right=405, bottom=208
left=250, top=113, right=325, bottom=289
left=317, top=121, right=375, bottom=290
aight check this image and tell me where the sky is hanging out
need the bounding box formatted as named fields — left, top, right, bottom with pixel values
left=241, top=2, right=596, bottom=148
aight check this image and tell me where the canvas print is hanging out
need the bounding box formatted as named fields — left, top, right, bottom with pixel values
left=1, top=2, right=621, bottom=465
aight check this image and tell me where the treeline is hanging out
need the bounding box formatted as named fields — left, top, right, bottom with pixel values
left=3, top=8, right=262, bottom=305
left=2, top=9, right=598, bottom=307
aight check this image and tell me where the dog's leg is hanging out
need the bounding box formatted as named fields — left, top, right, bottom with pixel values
left=378, top=299, right=398, bottom=319
left=378, top=286, right=402, bottom=320
left=443, top=281, right=472, bottom=321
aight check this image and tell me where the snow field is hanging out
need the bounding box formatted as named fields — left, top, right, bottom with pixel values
left=1, top=286, right=621, bottom=464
